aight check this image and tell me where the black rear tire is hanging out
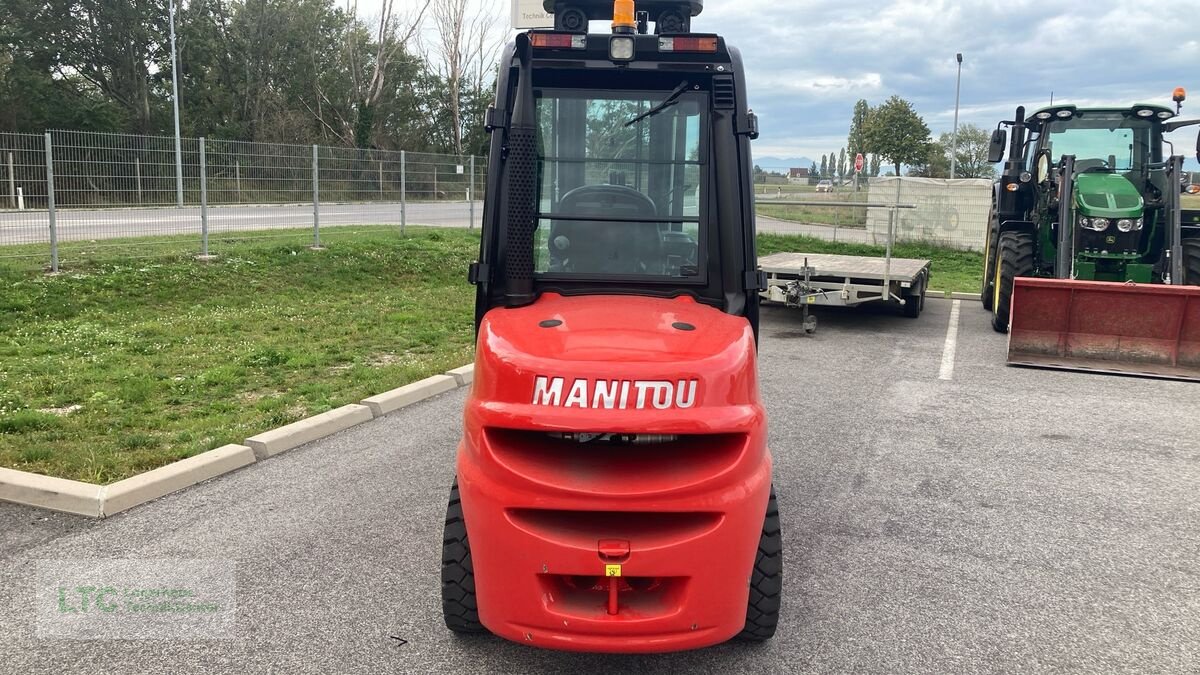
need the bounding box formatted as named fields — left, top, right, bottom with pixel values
left=991, top=232, right=1036, bottom=333
left=442, top=481, right=486, bottom=634
left=1184, top=239, right=1200, bottom=286
left=737, top=487, right=782, bottom=641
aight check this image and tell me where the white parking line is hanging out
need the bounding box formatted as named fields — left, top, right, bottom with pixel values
left=939, top=300, right=961, bottom=381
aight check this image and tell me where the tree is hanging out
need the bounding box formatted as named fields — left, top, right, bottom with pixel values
left=819, top=154, right=828, bottom=178
left=431, top=0, right=501, bottom=157
left=943, top=123, right=996, bottom=179
left=838, top=148, right=847, bottom=180
left=847, top=99, right=870, bottom=160
left=865, top=95, right=931, bottom=178
left=809, top=161, right=819, bottom=180
left=869, top=154, right=880, bottom=177
left=908, top=140, right=950, bottom=178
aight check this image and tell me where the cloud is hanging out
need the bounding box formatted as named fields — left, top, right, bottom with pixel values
left=691, top=0, right=1198, bottom=158
left=357, top=0, right=1199, bottom=163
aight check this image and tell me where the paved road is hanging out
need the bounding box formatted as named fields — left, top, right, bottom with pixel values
left=5, top=300, right=1198, bottom=672
left=0, top=202, right=484, bottom=245
left=0, top=201, right=866, bottom=246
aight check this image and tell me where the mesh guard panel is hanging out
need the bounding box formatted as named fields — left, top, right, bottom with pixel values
left=505, top=126, right=538, bottom=306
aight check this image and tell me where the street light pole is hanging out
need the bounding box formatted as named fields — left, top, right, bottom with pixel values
left=950, top=52, right=963, bottom=180
left=169, top=0, right=183, bottom=208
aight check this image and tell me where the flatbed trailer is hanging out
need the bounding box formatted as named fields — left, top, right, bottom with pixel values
left=759, top=251, right=932, bottom=323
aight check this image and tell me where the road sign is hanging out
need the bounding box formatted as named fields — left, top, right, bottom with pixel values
left=854, top=153, right=865, bottom=173
left=512, top=0, right=554, bottom=29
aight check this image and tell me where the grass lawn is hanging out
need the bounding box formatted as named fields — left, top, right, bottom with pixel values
left=757, top=233, right=983, bottom=295
left=756, top=191, right=869, bottom=228
left=0, top=227, right=479, bottom=483
left=1, top=225, right=978, bottom=483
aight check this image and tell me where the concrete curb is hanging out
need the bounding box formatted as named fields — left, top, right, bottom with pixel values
left=446, top=364, right=475, bottom=387
left=929, top=290, right=978, bottom=301
left=362, top=375, right=458, bottom=417
left=102, top=445, right=257, bottom=516
left=0, top=363, right=476, bottom=517
left=245, top=404, right=374, bottom=460
left=0, top=467, right=103, bottom=517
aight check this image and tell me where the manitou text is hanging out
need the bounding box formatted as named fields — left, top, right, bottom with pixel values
left=531, top=376, right=700, bottom=410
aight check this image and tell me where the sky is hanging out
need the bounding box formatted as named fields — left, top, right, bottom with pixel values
left=362, top=0, right=1200, bottom=167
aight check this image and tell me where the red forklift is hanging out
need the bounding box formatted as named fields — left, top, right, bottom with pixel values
left=440, top=0, right=781, bottom=653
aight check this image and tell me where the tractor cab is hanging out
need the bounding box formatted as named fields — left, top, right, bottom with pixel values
left=442, top=0, right=780, bottom=654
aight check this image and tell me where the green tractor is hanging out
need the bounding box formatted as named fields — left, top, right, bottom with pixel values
left=982, top=90, right=1200, bottom=335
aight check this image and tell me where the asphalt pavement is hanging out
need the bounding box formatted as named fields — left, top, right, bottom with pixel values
left=3, top=299, right=1198, bottom=673
left=0, top=202, right=484, bottom=245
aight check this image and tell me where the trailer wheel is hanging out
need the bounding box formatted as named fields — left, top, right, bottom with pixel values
left=442, top=481, right=486, bottom=634
left=902, top=277, right=926, bottom=318
left=1184, top=239, right=1200, bottom=286
left=737, top=486, right=782, bottom=642
left=991, top=232, right=1035, bottom=333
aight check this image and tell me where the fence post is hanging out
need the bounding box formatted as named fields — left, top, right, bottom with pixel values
left=199, top=137, right=210, bottom=258
left=6, top=151, right=14, bottom=208
left=469, top=155, right=475, bottom=229
left=135, top=157, right=143, bottom=203
left=379, top=159, right=384, bottom=199
left=235, top=160, right=241, bottom=202
left=312, top=144, right=322, bottom=249
left=400, top=150, right=407, bottom=235
left=44, top=132, right=58, bottom=273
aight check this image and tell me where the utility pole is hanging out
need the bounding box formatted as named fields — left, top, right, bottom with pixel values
left=169, top=0, right=183, bottom=208
left=950, top=52, right=963, bottom=180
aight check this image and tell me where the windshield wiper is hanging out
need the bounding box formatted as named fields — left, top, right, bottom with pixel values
left=625, top=81, right=690, bottom=127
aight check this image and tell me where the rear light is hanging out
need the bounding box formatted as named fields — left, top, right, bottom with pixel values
left=658, top=36, right=719, bottom=53
left=530, top=33, right=587, bottom=50
left=609, top=35, right=635, bottom=61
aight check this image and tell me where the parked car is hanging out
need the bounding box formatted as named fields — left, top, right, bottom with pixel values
left=816, top=180, right=833, bottom=193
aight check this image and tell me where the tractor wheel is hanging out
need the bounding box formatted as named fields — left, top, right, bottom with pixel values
left=737, top=486, right=782, bottom=642
left=981, top=214, right=998, bottom=311
left=1184, top=239, right=1200, bottom=286
left=991, top=232, right=1036, bottom=333
left=442, top=481, right=486, bottom=634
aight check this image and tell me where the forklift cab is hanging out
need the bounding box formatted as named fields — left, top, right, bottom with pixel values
left=470, top=0, right=764, bottom=338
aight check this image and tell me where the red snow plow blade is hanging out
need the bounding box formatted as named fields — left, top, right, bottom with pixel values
left=1007, top=278, right=1200, bottom=381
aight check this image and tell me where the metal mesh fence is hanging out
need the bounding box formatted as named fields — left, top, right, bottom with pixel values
left=0, top=129, right=487, bottom=269
left=0, top=133, right=49, bottom=252
left=866, top=177, right=992, bottom=251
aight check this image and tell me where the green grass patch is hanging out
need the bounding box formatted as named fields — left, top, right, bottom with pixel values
left=757, top=233, right=983, bottom=294
left=0, top=226, right=479, bottom=483
left=756, top=192, right=868, bottom=227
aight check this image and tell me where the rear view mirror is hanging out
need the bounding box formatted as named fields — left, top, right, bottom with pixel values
left=988, top=129, right=1008, bottom=164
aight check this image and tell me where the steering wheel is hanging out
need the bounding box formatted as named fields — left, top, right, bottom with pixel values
left=549, top=185, right=664, bottom=274
left=558, top=184, right=657, bottom=218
